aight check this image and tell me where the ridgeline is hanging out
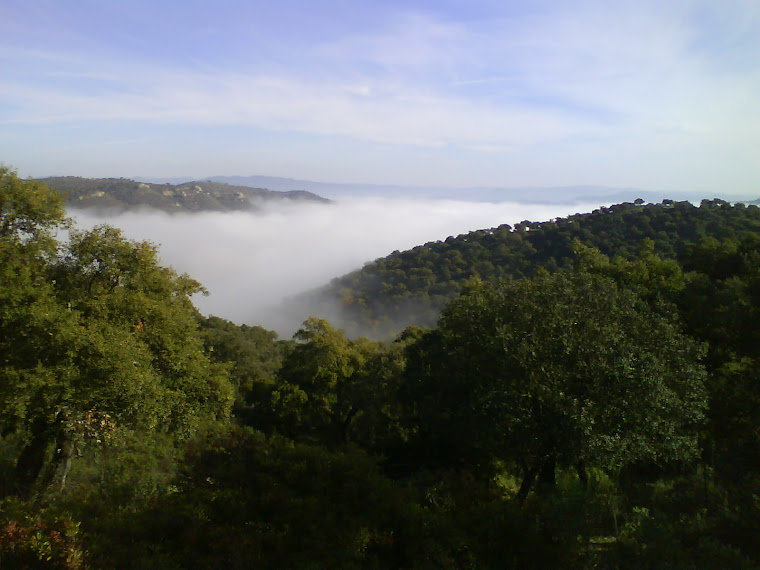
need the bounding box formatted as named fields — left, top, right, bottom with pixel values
left=39, top=176, right=330, bottom=213
left=314, top=198, right=760, bottom=336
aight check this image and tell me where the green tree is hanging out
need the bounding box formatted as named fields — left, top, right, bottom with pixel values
left=409, top=272, right=707, bottom=501
left=677, top=236, right=760, bottom=487
left=198, top=315, right=287, bottom=428
left=272, top=317, right=385, bottom=444
left=573, top=238, right=686, bottom=311
left=0, top=169, right=234, bottom=497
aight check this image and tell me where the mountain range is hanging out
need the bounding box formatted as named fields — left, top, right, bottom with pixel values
left=39, top=176, right=329, bottom=213
left=138, top=174, right=756, bottom=205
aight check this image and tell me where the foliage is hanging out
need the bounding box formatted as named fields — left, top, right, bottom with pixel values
left=271, top=318, right=388, bottom=445
left=83, top=428, right=573, bottom=569
left=404, top=272, right=707, bottom=498
left=577, top=234, right=760, bottom=491
left=83, top=428, right=424, bottom=568
left=198, top=315, right=287, bottom=425
left=5, top=164, right=760, bottom=566
left=0, top=168, right=233, bottom=497
left=316, top=199, right=760, bottom=336
left=0, top=500, right=85, bottom=569
left=605, top=506, right=758, bottom=569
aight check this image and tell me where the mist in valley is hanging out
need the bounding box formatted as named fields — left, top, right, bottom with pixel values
left=69, top=196, right=608, bottom=338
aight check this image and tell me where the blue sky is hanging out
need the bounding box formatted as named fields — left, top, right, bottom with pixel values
left=2, top=0, right=759, bottom=194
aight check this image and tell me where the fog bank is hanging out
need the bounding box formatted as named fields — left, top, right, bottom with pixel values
left=69, top=197, right=606, bottom=337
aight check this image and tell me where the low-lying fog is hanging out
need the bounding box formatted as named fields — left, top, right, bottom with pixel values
left=69, top=197, right=607, bottom=337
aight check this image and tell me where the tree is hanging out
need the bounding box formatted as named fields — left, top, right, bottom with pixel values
left=0, top=169, right=234, bottom=497
left=271, top=317, right=384, bottom=444
left=408, top=272, right=707, bottom=501
left=0, top=166, right=66, bottom=246
left=198, top=315, right=286, bottom=428
left=573, top=238, right=686, bottom=310
left=1, top=167, right=74, bottom=495
left=677, top=236, right=760, bottom=485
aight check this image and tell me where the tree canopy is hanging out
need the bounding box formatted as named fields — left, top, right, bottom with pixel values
left=0, top=168, right=233, bottom=498
left=2, top=165, right=759, bottom=568
left=405, top=272, right=708, bottom=499
left=314, top=199, right=760, bottom=336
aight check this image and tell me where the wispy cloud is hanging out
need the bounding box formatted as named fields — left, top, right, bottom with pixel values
left=0, top=58, right=596, bottom=147
left=1, top=1, right=759, bottom=191
left=314, top=11, right=469, bottom=69
left=44, top=71, right=124, bottom=81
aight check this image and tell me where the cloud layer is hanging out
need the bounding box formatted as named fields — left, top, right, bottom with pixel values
left=69, top=197, right=606, bottom=337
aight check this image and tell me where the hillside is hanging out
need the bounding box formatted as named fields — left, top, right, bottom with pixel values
left=311, top=199, right=760, bottom=336
left=4, top=168, right=760, bottom=568
left=39, top=176, right=330, bottom=213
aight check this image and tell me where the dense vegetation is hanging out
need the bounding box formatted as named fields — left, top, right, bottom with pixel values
left=1, top=168, right=759, bottom=568
left=318, top=198, right=760, bottom=336
left=40, top=176, right=329, bottom=213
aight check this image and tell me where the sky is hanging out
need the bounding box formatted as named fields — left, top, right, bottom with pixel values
left=2, top=0, right=759, bottom=195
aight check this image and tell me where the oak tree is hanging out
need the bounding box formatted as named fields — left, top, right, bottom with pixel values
left=409, top=272, right=707, bottom=500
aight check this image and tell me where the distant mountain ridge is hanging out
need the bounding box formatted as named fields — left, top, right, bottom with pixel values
left=40, top=176, right=330, bottom=213
left=133, top=174, right=759, bottom=205
left=206, top=175, right=665, bottom=203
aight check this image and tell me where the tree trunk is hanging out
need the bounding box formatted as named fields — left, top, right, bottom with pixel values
left=40, top=413, right=75, bottom=494
left=12, top=411, right=76, bottom=498
left=517, top=462, right=543, bottom=505
left=339, top=408, right=358, bottom=443
left=537, top=454, right=557, bottom=494
left=517, top=454, right=559, bottom=504
left=12, top=419, right=51, bottom=498
left=576, top=460, right=589, bottom=489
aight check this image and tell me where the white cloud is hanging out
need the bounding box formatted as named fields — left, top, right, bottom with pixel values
left=0, top=65, right=592, bottom=148
left=68, top=197, right=607, bottom=337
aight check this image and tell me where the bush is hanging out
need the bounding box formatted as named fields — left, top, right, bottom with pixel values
left=0, top=501, right=85, bottom=569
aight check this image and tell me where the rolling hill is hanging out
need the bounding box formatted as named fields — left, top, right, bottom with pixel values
left=39, top=176, right=330, bottom=213
left=305, top=198, right=760, bottom=337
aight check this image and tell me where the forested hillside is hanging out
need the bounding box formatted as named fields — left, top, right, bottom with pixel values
left=318, top=198, right=760, bottom=336
left=2, top=169, right=759, bottom=568
left=39, top=176, right=329, bottom=213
